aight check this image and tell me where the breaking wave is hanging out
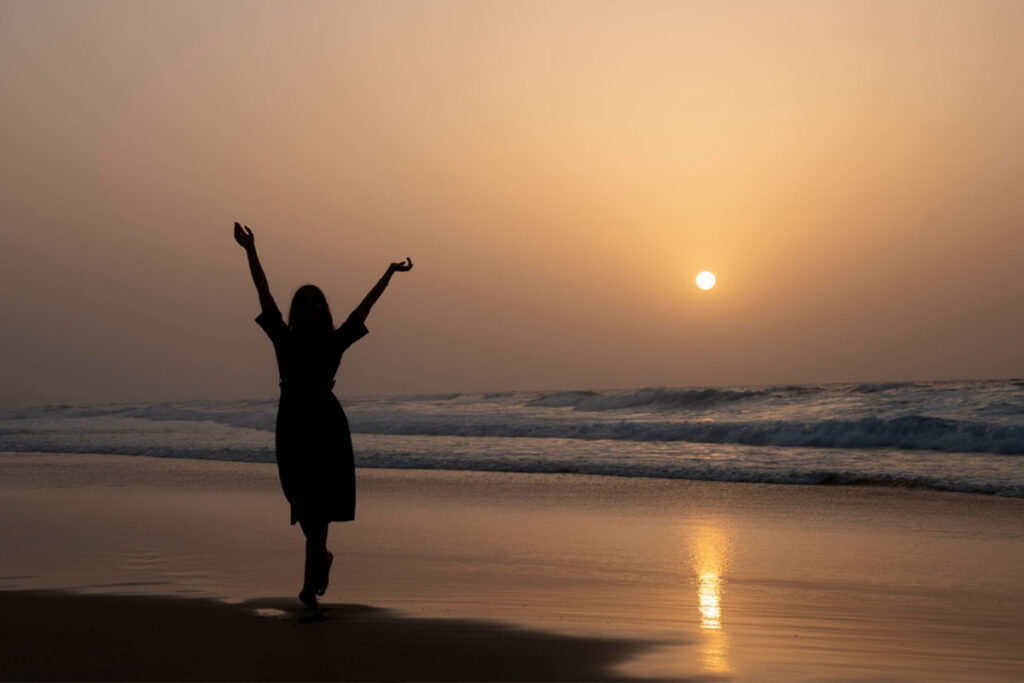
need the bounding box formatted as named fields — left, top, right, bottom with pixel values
left=344, top=413, right=1024, bottom=455
left=526, top=387, right=767, bottom=411
left=3, top=379, right=1024, bottom=496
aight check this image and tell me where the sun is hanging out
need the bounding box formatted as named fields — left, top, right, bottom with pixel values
left=696, top=271, right=716, bottom=290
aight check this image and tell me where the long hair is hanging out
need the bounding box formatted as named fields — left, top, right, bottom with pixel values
left=288, top=284, right=334, bottom=335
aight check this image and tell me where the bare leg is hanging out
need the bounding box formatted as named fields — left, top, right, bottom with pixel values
left=318, top=546, right=334, bottom=597
left=298, top=519, right=328, bottom=609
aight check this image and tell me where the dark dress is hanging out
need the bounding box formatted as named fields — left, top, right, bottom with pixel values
left=256, top=304, right=368, bottom=525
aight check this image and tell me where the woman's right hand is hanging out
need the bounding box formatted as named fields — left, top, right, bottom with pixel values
left=234, top=222, right=255, bottom=250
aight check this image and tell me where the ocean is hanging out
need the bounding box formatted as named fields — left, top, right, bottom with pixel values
left=2, top=379, right=1022, bottom=497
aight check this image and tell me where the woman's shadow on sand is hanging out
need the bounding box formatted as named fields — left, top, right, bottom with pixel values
left=0, top=589, right=717, bottom=682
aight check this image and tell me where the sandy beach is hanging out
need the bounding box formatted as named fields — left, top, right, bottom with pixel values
left=2, top=452, right=1023, bottom=681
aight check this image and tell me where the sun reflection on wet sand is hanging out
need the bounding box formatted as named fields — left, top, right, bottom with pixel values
left=698, top=573, right=722, bottom=628
left=692, top=525, right=731, bottom=675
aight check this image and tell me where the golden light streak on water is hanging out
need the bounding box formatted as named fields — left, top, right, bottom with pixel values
left=691, top=525, right=731, bottom=675
left=698, top=573, right=722, bottom=629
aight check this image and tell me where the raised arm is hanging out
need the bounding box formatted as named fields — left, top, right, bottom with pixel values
left=233, top=222, right=276, bottom=312
left=350, top=257, right=413, bottom=323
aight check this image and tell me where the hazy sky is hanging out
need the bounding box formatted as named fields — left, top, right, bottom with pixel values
left=2, top=0, right=1022, bottom=402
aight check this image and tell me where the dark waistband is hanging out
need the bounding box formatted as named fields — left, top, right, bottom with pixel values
left=280, top=379, right=336, bottom=393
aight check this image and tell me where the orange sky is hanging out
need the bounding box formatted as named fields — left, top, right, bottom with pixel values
left=2, top=0, right=1022, bottom=401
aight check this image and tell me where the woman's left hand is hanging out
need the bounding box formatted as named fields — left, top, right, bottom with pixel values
left=389, top=257, right=413, bottom=273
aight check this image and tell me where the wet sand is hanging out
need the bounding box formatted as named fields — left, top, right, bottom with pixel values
left=1, top=452, right=1023, bottom=681
left=0, top=590, right=658, bottom=682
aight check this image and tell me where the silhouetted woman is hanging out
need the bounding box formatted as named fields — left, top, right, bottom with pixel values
left=234, top=222, right=412, bottom=610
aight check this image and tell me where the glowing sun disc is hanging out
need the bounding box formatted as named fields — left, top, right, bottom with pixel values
left=696, top=271, right=716, bottom=290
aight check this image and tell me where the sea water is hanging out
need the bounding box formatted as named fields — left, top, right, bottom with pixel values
left=2, top=380, right=1022, bottom=497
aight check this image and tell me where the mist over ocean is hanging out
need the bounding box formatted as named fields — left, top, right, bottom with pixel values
left=2, top=379, right=1022, bottom=497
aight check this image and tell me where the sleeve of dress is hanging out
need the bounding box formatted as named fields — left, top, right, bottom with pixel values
left=255, top=303, right=289, bottom=344
left=335, top=312, right=370, bottom=352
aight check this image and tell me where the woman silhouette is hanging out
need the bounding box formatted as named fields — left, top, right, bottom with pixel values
left=234, top=222, right=412, bottom=610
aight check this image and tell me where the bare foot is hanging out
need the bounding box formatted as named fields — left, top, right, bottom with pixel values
left=298, top=587, right=318, bottom=611
left=317, top=551, right=333, bottom=597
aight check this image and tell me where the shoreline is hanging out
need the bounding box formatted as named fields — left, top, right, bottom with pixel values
left=2, top=447, right=1021, bottom=501
left=2, top=452, right=1023, bottom=680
